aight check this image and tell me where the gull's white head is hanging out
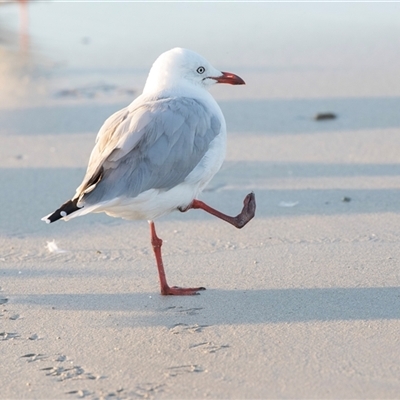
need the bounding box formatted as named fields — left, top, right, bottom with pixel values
left=143, top=47, right=245, bottom=96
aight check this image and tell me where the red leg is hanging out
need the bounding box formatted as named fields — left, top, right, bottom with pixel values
left=149, top=221, right=205, bottom=296
left=181, top=192, right=256, bottom=228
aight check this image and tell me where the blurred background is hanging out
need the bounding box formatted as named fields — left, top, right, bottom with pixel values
left=1, top=0, right=400, bottom=109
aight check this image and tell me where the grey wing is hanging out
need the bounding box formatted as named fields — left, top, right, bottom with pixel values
left=77, top=97, right=221, bottom=206
left=74, top=106, right=130, bottom=197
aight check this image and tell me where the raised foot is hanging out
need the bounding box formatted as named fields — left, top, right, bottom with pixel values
left=161, top=286, right=206, bottom=296
left=235, top=192, right=256, bottom=229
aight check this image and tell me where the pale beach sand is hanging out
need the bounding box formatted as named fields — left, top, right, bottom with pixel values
left=1, top=3, right=400, bottom=399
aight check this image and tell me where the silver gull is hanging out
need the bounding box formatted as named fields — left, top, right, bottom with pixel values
left=42, top=47, right=256, bottom=295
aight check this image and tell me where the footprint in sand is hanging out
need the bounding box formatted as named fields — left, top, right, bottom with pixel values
left=66, top=388, right=125, bottom=399
left=189, top=341, right=230, bottom=354
left=28, top=333, right=40, bottom=340
left=169, top=323, right=209, bottom=334
left=8, top=313, right=21, bottom=320
left=21, top=353, right=48, bottom=363
left=165, top=364, right=206, bottom=377
left=0, top=331, right=19, bottom=340
left=130, top=383, right=165, bottom=398
left=65, top=389, right=92, bottom=398
left=40, top=364, right=99, bottom=382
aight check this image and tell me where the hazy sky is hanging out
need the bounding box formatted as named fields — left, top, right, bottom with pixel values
left=1, top=2, right=399, bottom=72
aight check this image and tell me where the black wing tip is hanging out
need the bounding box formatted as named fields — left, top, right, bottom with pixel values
left=43, top=199, right=81, bottom=224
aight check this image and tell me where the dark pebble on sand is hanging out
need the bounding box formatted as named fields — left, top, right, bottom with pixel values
left=314, top=112, right=337, bottom=120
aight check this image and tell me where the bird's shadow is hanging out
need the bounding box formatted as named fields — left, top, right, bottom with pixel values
left=12, top=287, right=400, bottom=327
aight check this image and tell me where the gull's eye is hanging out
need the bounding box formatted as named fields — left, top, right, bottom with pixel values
left=196, top=66, right=205, bottom=74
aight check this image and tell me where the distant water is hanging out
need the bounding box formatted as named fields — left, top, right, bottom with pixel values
left=1, top=2, right=400, bottom=105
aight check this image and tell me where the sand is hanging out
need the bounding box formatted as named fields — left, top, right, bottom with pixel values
left=1, top=2, right=400, bottom=399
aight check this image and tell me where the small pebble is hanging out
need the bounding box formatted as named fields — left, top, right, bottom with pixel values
left=314, top=112, right=337, bottom=120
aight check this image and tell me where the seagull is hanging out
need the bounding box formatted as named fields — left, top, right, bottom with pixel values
left=42, top=47, right=256, bottom=295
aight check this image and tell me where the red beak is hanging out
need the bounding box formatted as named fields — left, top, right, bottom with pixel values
left=213, top=71, right=245, bottom=85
